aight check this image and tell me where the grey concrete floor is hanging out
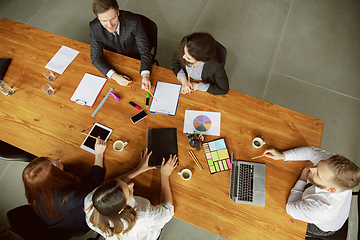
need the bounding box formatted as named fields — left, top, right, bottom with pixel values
left=0, top=0, right=359, bottom=239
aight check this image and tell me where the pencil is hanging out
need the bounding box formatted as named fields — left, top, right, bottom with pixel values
left=252, top=154, right=265, bottom=160
left=82, top=123, right=95, bottom=132
left=144, top=87, right=157, bottom=101
left=81, top=132, right=98, bottom=140
left=188, top=150, right=203, bottom=170
left=187, top=75, right=193, bottom=93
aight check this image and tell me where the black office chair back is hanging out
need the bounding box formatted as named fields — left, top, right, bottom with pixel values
left=7, top=205, right=71, bottom=240
left=135, top=13, right=159, bottom=66
left=215, top=41, right=227, bottom=65
left=0, top=140, right=36, bottom=162
left=305, top=219, right=348, bottom=240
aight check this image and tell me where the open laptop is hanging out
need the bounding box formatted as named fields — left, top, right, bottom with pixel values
left=229, top=153, right=266, bottom=206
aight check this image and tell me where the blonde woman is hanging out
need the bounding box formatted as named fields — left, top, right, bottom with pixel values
left=85, top=149, right=178, bottom=240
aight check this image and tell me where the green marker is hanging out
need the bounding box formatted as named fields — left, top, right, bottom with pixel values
left=145, top=94, right=150, bottom=107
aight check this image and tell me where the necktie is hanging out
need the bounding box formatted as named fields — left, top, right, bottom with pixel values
left=114, top=32, right=122, bottom=53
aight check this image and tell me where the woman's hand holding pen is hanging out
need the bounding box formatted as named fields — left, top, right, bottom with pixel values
left=180, top=78, right=193, bottom=94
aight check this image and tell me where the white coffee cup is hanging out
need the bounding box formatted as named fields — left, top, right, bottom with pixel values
left=113, top=140, right=128, bottom=151
left=252, top=137, right=265, bottom=148
left=178, top=169, right=192, bottom=180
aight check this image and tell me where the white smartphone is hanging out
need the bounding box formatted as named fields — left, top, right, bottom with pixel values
left=80, top=123, right=112, bottom=154
left=130, top=110, right=148, bottom=124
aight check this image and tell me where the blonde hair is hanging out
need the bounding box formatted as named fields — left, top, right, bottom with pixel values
left=86, top=179, right=136, bottom=237
left=327, top=155, right=360, bottom=190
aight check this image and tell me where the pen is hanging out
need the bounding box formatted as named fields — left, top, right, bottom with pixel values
left=129, top=101, right=140, bottom=111
left=81, top=123, right=95, bottom=132
left=110, top=91, right=120, bottom=101
left=145, top=94, right=149, bottom=107
left=252, top=154, right=265, bottom=160
left=144, top=87, right=157, bottom=101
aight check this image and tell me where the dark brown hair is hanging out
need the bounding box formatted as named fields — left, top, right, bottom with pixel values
left=176, top=32, right=216, bottom=66
left=92, top=0, right=119, bottom=16
left=22, top=157, right=81, bottom=219
left=87, top=179, right=136, bottom=237
left=327, top=155, right=360, bottom=190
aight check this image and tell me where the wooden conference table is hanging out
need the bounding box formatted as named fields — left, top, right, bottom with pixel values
left=0, top=18, right=324, bottom=240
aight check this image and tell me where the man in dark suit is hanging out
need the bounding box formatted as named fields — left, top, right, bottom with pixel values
left=90, top=0, right=153, bottom=89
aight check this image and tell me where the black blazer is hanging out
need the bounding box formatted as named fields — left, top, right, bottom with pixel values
left=172, top=48, right=229, bottom=95
left=36, top=166, right=106, bottom=237
left=90, top=10, right=153, bottom=76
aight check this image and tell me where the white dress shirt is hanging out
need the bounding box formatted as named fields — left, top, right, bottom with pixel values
left=284, top=147, right=352, bottom=232
left=84, top=190, right=174, bottom=240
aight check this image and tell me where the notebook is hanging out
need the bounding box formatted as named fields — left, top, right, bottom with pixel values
left=70, top=73, right=107, bottom=107
left=229, top=153, right=266, bottom=206
left=146, top=128, right=178, bottom=167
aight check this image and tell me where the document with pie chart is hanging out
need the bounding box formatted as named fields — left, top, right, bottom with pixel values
left=183, top=110, right=221, bottom=136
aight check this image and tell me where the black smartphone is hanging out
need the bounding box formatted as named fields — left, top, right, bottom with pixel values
left=130, top=110, right=148, bottom=124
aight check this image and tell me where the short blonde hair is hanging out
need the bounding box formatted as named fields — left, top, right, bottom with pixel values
left=327, top=155, right=360, bottom=190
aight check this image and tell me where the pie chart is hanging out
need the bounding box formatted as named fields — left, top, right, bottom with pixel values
left=193, top=115, right=212, bottom=132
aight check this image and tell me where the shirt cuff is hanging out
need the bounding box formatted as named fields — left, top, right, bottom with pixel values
left=177, top=70, right=186, bottom=81
left=294, top=180, right=308, bottom=191
left=107, top=69, right=115, bottom=78
left=141, top=70, right=150, bottom=77
left=198, top=82, right=210, bottom=92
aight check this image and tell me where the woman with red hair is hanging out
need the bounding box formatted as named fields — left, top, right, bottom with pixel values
left=22, top=137, right=107, bottom=237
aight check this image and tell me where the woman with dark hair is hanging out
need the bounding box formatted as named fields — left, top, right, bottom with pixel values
left=22, top=137, right=107, bottom=237
left=172, top=32, right=229, bottom=95
left=84, top=149, right=178, bottom=240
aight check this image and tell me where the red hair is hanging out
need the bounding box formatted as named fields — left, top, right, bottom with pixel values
left=22, top=157, right=81, bottom=219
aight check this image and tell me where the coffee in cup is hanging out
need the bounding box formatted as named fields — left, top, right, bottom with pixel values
left=113, top=140, right=128, bottom=151
left=178, top=169, right=192, bottom=180
left=252, top=137, right=265, bottom=148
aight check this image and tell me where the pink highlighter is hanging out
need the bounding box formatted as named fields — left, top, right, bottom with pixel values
left=110, top=91, right=120, bottom=101
left=129, top=101, right=140, bottom=111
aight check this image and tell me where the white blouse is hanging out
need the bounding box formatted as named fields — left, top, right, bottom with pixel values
left=84, top=190, right=174, bottom=240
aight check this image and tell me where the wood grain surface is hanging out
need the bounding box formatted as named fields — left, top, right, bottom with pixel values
left=0, top=18, right=324, bottom=240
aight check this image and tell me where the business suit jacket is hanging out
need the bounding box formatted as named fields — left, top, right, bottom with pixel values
left=172, top=52, right=229, bottom=95
left=36, top=166, right=106, bottom=237
left=90, top=10, right=153, bottom=76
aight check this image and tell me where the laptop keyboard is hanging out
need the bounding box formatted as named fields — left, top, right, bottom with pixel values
left=237, top=164, right=254, bottom=202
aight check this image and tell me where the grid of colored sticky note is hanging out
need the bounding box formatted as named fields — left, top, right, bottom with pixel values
left=202, top=138, right=231, bottom=174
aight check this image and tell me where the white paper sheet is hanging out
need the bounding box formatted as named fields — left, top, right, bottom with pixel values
left=183, top=110, right=221, bottom=136
left=70, top=73, right=107, bottom=107
left=45, top=45, right=79, bottom=74
left=149, top=82, right=181, bottom=116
